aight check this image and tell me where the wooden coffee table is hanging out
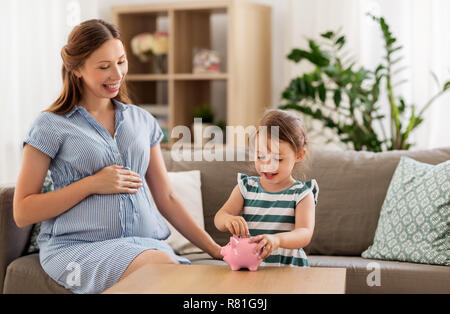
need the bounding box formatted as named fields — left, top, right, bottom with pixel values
left=103, top=264, right=346, bottom=294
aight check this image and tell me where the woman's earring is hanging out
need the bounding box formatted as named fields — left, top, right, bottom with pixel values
left=72, top=70, right=81, bottom=80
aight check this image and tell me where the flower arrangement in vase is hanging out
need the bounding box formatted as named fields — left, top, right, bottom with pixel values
left=131, top=31, right=169, bottom=73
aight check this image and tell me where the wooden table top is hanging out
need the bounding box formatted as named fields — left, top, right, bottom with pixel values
left=103, top=264, right=346, bottom=294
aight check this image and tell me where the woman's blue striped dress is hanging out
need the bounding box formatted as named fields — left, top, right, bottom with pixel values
left=23, top=99, right=190, bottom=294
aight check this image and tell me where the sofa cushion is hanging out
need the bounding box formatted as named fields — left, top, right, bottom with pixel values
left=163, top=147, right=450, bottom=256
left=362, top=157, right=449, bottom=265
left=182, top=252, right=450, bottom=294
left=26, top=170, right=54, bottom=254
left=164, top=170, right=205, bottom=255
left=3, top=254, right=71, bottom=294
left=0, top=185, right=32, bottom=293
left=294, top=147, right=450, bottom=256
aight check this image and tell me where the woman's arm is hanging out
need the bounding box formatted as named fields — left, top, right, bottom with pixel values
left=13, top=145, right=92, bottom=228
left=214, top=185, right=249, bottom=237
left=14, top=145, right=144, bottom=228
left=145, top=144, right=222, bottom=259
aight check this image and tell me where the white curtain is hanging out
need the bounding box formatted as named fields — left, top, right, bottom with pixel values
left=0, top=0, right=97, bottom=185
left=271, top=0, right=450, bottom=150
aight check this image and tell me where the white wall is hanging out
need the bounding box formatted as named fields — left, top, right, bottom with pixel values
left=2, top=0, right=449, bottom=185
left=99, top=0, right=450, bottom=151
left=0, top=0, right=98, bottom=185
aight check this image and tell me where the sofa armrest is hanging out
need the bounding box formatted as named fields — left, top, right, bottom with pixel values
left=0, top=185, right=32, bottom=293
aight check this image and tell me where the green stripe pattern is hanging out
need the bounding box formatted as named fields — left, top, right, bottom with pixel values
left=237, top=173, right=319, bottom=268
left=264, top=254, right=309, bottom=267
left=242, top=214, right=296, bottom=224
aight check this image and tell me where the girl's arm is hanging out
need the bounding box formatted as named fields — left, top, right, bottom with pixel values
left=14, top=145, right=143, bottom=228
left=250, top=192, right=315, bottom=258
left=277, top=191, right=315, bottom=249
left=214, top=185, right=249, bottom=237
left=145, top=144, right=222, bottom=259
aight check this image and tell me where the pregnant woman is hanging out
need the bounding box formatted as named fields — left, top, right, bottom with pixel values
left=13, top=19, right=222, bottom=293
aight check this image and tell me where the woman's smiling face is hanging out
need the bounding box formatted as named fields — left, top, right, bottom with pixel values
left=74, top=38, right=128, bottom=100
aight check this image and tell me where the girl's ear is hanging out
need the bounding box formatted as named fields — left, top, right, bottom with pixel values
left=295, top=148, right=306, bottom=163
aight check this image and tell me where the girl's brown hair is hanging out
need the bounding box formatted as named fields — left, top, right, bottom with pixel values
left=45, top=19, right=130, bottom=114
left=257, top=109, right=308, bottom=153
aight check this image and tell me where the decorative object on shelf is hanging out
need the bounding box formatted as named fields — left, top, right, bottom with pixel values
left=280, top=14, right=450, bottom=152
left=130, top=33, right=153, bottom=62
left=193, top=48, right=221, bottom=74
left=131, top=31, right=169, bottom=73
left=113, top=0, right=271, bottom=146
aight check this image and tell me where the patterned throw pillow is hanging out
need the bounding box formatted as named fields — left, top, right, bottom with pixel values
left=26, top=170, right=54, bottom=254
left=362, top=157, right=449, bottom=265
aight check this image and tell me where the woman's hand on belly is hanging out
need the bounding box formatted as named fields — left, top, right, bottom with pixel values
left=87, top=164, right=143, bottom=194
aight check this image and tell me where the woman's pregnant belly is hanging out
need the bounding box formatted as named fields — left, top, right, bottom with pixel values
left=51, top=194, right=123, bottom=242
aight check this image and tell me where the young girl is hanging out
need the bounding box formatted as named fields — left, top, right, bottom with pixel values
left=13, top=19, right=221, bottom=294
left=214, top=109, right=318, bottom=267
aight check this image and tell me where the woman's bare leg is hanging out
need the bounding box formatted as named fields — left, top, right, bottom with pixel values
left=119, top=250, right=179, bottom=281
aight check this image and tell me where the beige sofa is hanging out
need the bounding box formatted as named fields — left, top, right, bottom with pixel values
left=1, top=148, right=449, bottom=294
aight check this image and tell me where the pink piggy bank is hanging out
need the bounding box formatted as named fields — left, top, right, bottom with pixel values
left=221, top=236, right=262, bottom=271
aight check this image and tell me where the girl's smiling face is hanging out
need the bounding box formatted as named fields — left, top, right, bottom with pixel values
left=73, top=38, right=128, bottom=100
left=255, top=133, right=306, bottom=190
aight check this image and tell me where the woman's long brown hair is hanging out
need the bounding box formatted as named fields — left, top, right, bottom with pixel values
left=45, top=19, right=130, bottom=115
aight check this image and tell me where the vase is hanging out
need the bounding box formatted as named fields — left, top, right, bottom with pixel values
left=152, top=54, right=168, bottom=74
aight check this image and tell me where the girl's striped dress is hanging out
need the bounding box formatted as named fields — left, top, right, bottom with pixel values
left=237, top=173, right=319, bottom=267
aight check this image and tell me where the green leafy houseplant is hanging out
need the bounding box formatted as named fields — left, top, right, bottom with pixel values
left=193, top=105, right=214, bottom=123
left=192, top=105, right=214, bottom=145
left=280, top=15, right=450, bottom=151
